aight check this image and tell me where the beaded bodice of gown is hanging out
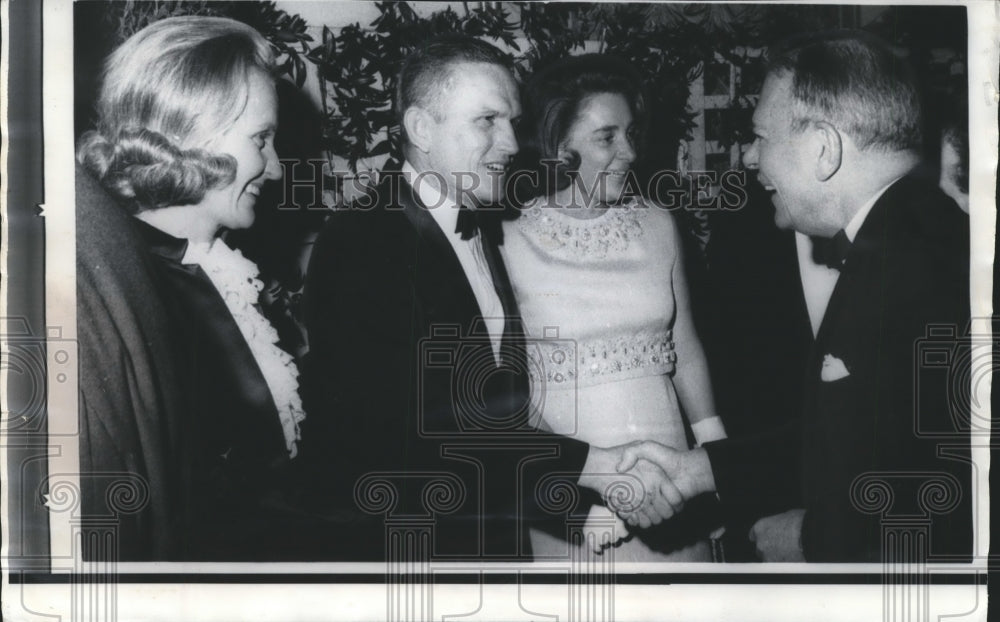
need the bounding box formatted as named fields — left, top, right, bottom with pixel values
left=501, top=198, right=709, bottom=562
left=502, top=199, right=684, bottom=446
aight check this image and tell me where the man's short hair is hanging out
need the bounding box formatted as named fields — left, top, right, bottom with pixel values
left=395, top=35, right=512, bottom=130
left=766, top=30, right=922, bottom=152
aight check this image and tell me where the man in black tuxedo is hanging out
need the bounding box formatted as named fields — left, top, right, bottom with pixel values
left=621, top=31, right=972, bottom=562
left=303, top=37, right=676, bottom=561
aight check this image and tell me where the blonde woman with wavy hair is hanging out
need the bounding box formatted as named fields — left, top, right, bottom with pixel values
left=77, top=16, right=310, bottom=561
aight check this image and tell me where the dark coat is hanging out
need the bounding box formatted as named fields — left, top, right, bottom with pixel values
left=77, top=164, right=186, bottom=560
left=77, top=166, right=317, bottom=561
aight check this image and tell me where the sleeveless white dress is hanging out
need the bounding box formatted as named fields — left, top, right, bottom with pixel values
left=501, top=198, right=711, bottom=562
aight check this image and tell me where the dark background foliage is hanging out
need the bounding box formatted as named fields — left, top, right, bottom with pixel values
left=75, top=1, right=968, bottom=175
left=74, top=1, right=314, bottom=138
left=74, top=1, right=968, bottom=333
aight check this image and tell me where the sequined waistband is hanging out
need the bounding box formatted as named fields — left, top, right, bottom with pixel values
left=525, top=330, right=676, bottom=390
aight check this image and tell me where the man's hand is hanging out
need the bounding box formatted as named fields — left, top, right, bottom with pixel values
left=579, top=445, right=685, bottom=527
left=748, top=509, right=806, bottom=562
left=616, top=442, right=716, bottom=502
left=613, top=456, right=684, bottom=529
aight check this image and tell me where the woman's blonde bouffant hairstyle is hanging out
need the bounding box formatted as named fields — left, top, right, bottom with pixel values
left=77, top=16, right=276, bottom=213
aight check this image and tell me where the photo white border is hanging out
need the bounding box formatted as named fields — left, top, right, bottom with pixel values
left=1, top=0, right=993, bottom=619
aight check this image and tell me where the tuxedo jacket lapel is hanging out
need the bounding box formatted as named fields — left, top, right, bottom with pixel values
left=812, top=195, right=888, bottom=357
left=398, top=179, right=486, bottom=325
left=477, top=216, right=526, bottom=348
left=397, top=179, right=529, bottom=426
left=398, top=181, right=526, bottom=361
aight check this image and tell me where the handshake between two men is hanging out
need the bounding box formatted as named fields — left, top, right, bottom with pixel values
left=580, top=441, right=807, bottom=561
left=574, top=442, right=716, bottom=551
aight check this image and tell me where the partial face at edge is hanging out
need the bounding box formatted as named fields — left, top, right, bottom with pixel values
left=939, top=139, right=969, bottom=213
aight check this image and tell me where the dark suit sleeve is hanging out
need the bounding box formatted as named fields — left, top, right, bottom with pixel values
left=702, top=420, right=802, bottom=521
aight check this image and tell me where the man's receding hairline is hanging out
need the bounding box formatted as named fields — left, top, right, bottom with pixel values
left=416, top=59, right=514, bottom=118
left=438, top=59, right=514, bottom=88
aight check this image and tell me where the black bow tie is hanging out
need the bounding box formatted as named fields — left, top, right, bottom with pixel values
left=813, top=230, right=852, bottom=270
left=455, top=206, right=479, bottom=240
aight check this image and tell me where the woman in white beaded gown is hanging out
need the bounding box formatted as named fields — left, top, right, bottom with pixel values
left=501, top=54, right=727, bottom=562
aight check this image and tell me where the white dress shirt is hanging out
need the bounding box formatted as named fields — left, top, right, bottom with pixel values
left=403, top=162, right=505, bottom=363
left=796, top=177, right=902, bottom=336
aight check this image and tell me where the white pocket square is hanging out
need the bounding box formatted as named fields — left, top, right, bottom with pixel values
left=821, top=354, right=850, bottom=382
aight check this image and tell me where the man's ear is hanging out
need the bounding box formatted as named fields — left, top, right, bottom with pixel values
left=556, top=144, right=574, bottom=167
left=403, top=106, right=433, bottom=154
left=813, top=121, right=842, bottom=181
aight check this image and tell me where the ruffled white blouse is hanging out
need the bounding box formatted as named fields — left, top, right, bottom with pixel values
left=183, top=238, right=306, bottom=458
